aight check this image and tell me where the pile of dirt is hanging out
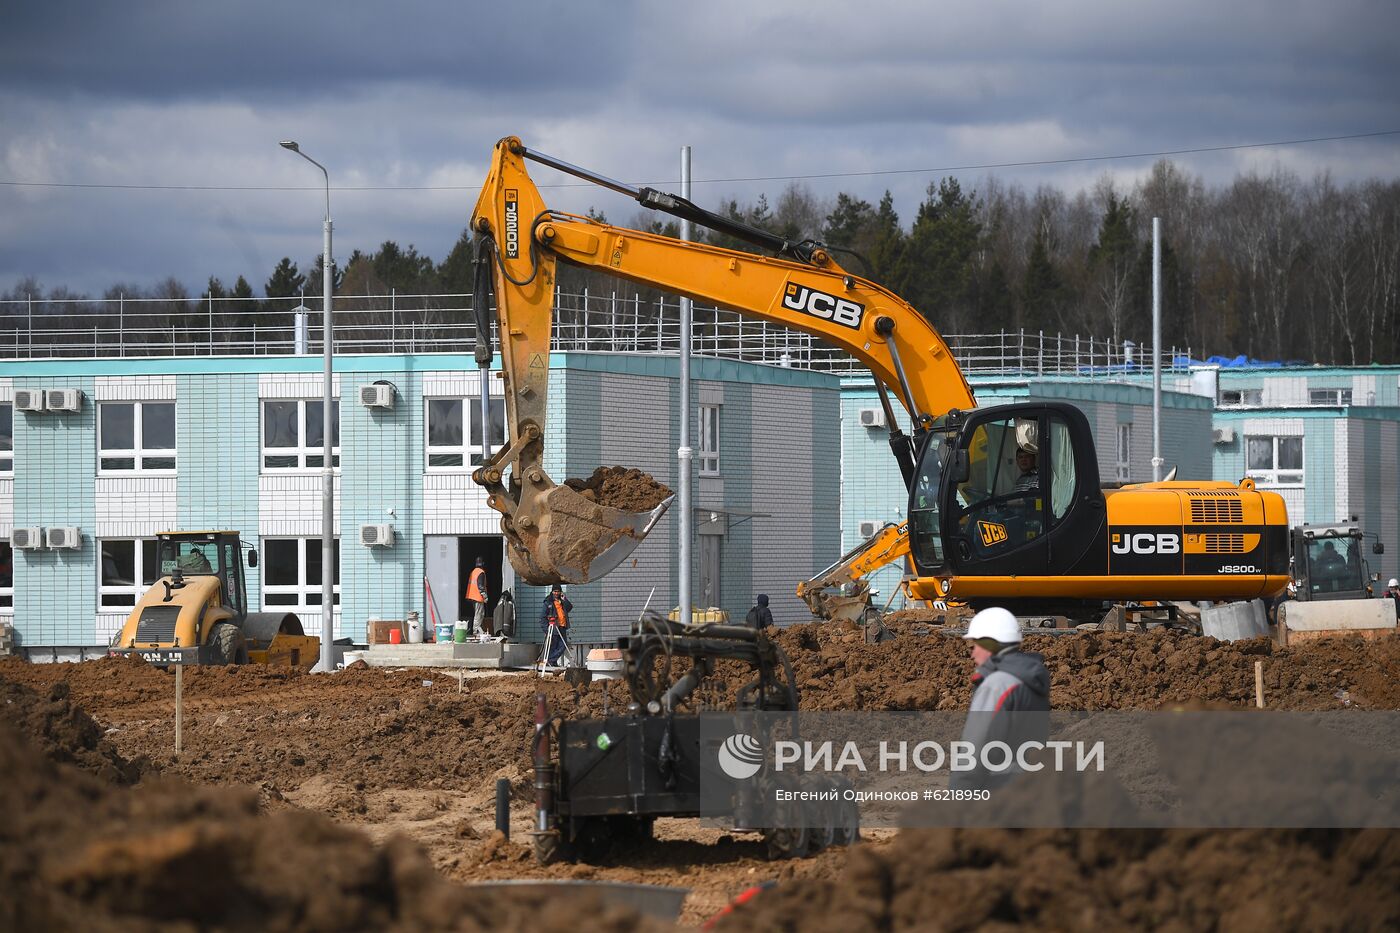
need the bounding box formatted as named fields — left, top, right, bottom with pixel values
left=565, top=466, right=672, bottom=512
left=717, top=827, right=1400, bottom=931
left=755, top=623, right=1400, bottom=712
left=0, top=673, right=657, bottom=933
left=0, top=676, right=146, bottom=784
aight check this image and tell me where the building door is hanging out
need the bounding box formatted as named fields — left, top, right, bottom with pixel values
left=424, top=536, right=457, bottom=632
left=699, top=535, right=722, bottom=610
left=459, top=535, right=507, bottom=621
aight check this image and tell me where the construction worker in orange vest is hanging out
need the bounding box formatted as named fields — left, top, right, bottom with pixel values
left=540, top=583, right=572, bottom=666
left=466, top=557, right=489, bottom=635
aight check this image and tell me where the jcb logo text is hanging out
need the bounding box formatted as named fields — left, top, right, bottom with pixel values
left=1111, top=532, right=1180, bottom=555
left=978, top=521, right=1008, bottom=546
left=781, top=284, right=864, bottom=329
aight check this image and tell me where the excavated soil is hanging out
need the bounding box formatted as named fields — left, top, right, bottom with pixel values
left=716, top=827, right=1400, bottom=931
left=2, top=625, right=1397, bottom=929
left=759, top=623, right=1400, bottom=712
left=0, top=672, right=657, bottom=933
left=565, top=466, right=672, bottom=512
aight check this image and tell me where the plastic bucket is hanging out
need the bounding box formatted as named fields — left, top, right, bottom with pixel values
left=389, top=627, right=402, bottom=645
left=453, top=623, right=469, bottom=644
left=435, top=622, right=453, bottom=643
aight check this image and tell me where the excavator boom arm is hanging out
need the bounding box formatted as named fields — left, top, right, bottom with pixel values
left=469, top=136, right=974, bottom=586
left=471, top=137, right=975, bottom=432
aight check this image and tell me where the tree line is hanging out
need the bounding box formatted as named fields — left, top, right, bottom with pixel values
left=5, top=159, right=1399, bottom=364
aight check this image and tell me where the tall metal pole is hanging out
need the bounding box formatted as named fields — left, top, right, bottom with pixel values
left=678, top=146, right=693, bottom=628
left=1151, top=216, right=1163, bottom=483
left=281, top=141, right=336, bottom=673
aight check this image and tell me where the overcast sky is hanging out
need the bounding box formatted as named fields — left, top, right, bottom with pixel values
left=2, top=0, right=1398, bottom=298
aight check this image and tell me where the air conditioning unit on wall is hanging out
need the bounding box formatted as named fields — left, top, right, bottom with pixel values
left=857, top=408, right=886, bottom=428
left=360, top=523, right=395, bottom=547
left=45, top=526, right=81, bottom=549
left=1212, top=426, right=1236, bottom=445
left=858, top=520, right=881, bottom=539
left=11, top=527, right=43, bottom=549
left=45, top=388, right=83, bottom=412
left=13, top=389, right=44, bottom=412
left=359, top=382, right=396, bottom=409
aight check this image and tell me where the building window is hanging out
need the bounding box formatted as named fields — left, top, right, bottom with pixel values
left=700, top=404, right=720, bottom=476
left=1116, top=424, right=1131, bottom=483
left=262, top=400, right=339, bottom=470
left=0, top=403, right=11, bottom=475
left=262, top=537, right=340, bottom=609
left=99, top=539, right=159, bottom=608
left=1220, top=389, right=1262, bottom=407
left=1246, top=435, right=1304, bottom=485
left=0, top=542, right=11, bottom=610
left=426, top=397, right=505, bottom=469
left=99, top=402, right=176, bottom=472
left=1308, top=388, right=1351, bottom=406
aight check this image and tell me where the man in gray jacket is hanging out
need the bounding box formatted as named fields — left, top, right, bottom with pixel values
left=951, top=606, right=1050, bottom=789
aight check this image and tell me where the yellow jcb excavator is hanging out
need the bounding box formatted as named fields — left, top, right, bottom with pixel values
left=468, top=137, right=1291, bottom=615
left=108, top=531, right=318, bottom=668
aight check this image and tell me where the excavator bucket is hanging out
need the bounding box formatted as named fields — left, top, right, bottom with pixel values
left=508, top=483, right=674, bottom=586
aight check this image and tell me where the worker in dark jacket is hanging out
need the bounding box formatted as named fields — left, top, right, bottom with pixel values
left=745, top=594, right=774, bottom=631
left=540, top=584, right=572, bottom=667
left=951, top=606, right=1051, bottom=790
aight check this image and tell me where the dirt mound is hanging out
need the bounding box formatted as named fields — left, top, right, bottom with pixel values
left=759, top=623, right=1400, bottom=712
left=0, top=676, right=146, bottom=783
left=0, top=654, right=325, bottom=710
left=718, top=827, right=1400, bottom=931
left=565, top=466, right=672, bottom=511
left=0, top=679, right=656, bottom=932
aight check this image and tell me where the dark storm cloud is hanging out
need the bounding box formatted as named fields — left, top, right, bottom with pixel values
left=1, top=0, right=1397, bottom=298
left=0, top=0, right=638, bottom=102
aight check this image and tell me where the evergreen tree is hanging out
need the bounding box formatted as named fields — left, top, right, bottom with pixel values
left=437, top=228, right=475, bottom=295
left=264, top=257, right=306, bottom=305
left=895, top=178, right=981, bottom=330
left=822, top=193, right=879, bottom=275
left=304, top=253, right=343, bottom=297
left=868, top=192, right=904, bottom=287
left=1087, top=192, right=1138, bottom=344
left=1020, top=225, right=1065, bottom=333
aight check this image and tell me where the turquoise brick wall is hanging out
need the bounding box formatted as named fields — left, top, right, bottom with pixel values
left=176, top=373, right=262, bottom=603
left=13, top=375, right=97, bottom=647
left=340, top=367, right=422, bottom=643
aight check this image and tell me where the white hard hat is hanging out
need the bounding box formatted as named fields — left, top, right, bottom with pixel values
left=963, top=607, right=1022, bottom=645
left=1390, top=578, right=1399, bottom=588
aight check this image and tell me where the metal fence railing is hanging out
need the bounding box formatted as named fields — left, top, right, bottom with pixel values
left=0, top=290, right=1191, bottom=378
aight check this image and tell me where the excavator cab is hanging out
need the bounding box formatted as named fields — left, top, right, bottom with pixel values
left=909, top=402, right=1105, bottom=585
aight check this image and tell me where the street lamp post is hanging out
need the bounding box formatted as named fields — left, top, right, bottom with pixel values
left=280, top=140, right=336, bottom=673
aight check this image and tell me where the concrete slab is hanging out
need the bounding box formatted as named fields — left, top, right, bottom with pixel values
left=358, top=641, right=540, bottom=669
left=452, top=640, right=541, bottom=669
left=1200, top=600, right=1270, bottom=642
